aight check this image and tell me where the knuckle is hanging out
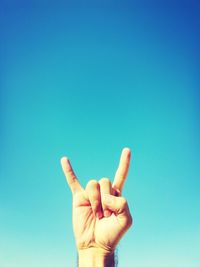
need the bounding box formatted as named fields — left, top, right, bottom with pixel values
left=85, top=180, right=100, bottom=200
left=89, top=179, right=98, bottom=185
left=86, top=179, right=98, bottom=188
left=99, top=177, right=110, bottom=184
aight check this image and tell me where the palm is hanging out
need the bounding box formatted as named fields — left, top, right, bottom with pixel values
left=73, top=191, right=124, bottom=251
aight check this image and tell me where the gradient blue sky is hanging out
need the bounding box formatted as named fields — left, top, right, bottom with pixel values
left=1, top=1, right=200, bottom=266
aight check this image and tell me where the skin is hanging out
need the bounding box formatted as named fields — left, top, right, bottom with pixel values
left=60, top=148, right=133, bottom=267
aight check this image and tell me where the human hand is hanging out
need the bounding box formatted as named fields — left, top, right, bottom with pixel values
left=61, top=148, right=133, bottom=266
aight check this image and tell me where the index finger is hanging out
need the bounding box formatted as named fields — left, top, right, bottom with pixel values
left=60, top=157, right=83, bottom=194
left=112, top=148, right=131, bottom=194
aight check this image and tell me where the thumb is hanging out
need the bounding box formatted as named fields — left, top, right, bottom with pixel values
left=102, top=194, right=132, bottom=229
left=102, top=194, right=130, bottom=216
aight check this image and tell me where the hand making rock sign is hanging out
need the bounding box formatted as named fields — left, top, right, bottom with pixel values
left=61, top=148, right=133, bottom=267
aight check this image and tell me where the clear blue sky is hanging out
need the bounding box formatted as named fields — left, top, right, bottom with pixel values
left=1, top=1, right=200, bottom=266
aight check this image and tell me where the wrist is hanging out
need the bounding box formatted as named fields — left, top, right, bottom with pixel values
left=78, top=248, right=115, bottom=267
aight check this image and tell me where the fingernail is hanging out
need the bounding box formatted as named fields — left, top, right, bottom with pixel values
left=104, top=209, right=111, bottom=217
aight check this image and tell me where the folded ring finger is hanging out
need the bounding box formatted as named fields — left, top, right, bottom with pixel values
left=99, top=178, right=112, bottom=217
